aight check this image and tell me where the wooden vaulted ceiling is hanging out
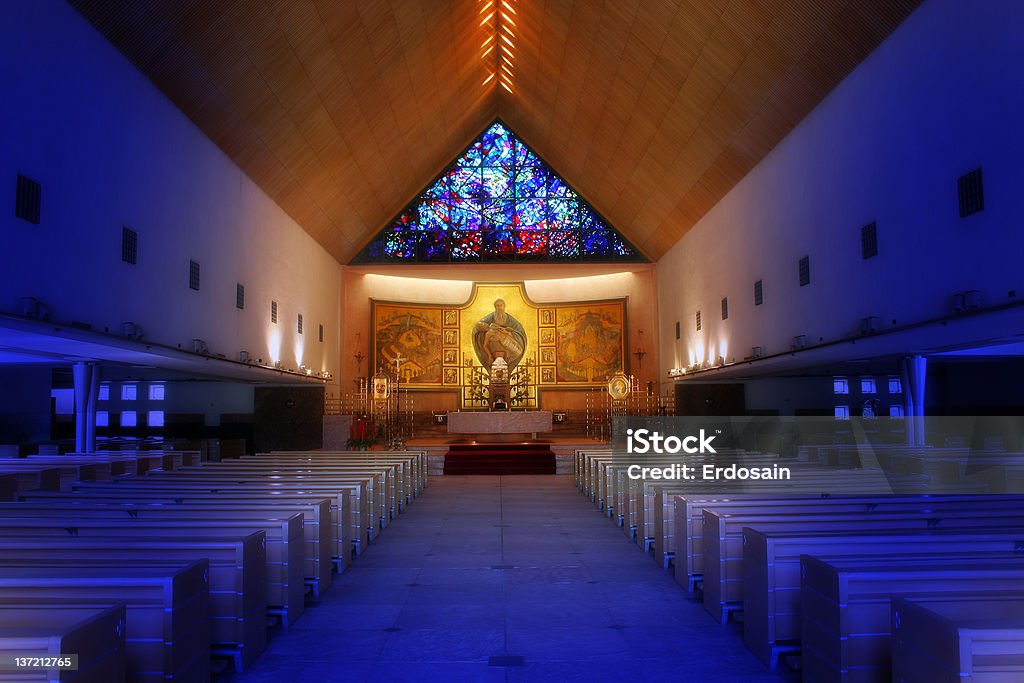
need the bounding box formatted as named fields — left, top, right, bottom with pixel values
left=70, top=0, right=921, bottom=264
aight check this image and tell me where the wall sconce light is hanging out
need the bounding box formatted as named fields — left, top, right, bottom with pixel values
left=122, top=322, right=143, bottom=340
left=633, top=329, right=647, bottom=370
left=22, top=297, right=51, bottom=320
left=353, top=332, right=366, bottom=375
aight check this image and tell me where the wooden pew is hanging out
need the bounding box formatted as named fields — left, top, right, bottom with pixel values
left=0, top=562, right=208, bottom=683
left=230, top=460, right=406, bottom=516
left=149, top=467, right=384, bottom=534
left=29, top=455, right=138, bottom=478
left=0, top=500, right=332, bottom=597
left=801, top=555, right=1024, bottom=682
left=78, top=450, right=203, bottom=471
left=87, top=473, right=372, bottom=546
left=891, top=596, right=1024, bottom=683
left=0, top=534, right=266, bottom=672
left=0, top=466, right=61, bottom=493
left=0, top=460, right=99, bottom=491
left=261, top=450, right=428, bottom=500
left=0, top=605, right=126, bottom=683
left=673, top=493, right=1023, bottom=592
left=741, top=527, right=1024, bottom=670
left=69, top=479, right=362, bottom=560
left=0, top=474, right=19, bottom=502
left=707, top=507, right=1024, bottom=624
left=0, top=515, right=304, bottom=629
left=20, top=488, right=355, bottom=574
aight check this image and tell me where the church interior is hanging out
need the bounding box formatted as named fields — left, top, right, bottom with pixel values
left=1, top=0, right=1023, bottom=681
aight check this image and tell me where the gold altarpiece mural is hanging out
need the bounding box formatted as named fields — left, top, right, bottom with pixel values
left=371, top=283, right=625, bottom=408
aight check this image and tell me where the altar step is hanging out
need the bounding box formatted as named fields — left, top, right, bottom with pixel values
left=443, top=444, right=556, bottom=475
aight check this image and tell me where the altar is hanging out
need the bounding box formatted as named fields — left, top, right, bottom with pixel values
left=447, top=410, right=553, bottom=440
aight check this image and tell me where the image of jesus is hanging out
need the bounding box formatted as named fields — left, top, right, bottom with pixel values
left=473, top=298, right=528, bottom=370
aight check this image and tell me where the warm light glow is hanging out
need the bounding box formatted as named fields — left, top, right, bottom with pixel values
left=481, top=0, right=514, bottom=94
left=267, top=327, right=282, bottom=366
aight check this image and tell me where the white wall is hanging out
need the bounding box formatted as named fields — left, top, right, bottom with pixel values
left=0, top=1, right=342, bottom=384
left=658, top=0, right=1024, bottom=378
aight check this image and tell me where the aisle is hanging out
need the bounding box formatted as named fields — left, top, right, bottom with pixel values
left=232, top=475, right=778, bottom=682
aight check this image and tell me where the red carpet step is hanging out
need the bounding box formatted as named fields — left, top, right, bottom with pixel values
left=443, top=443, right=556, bottom=475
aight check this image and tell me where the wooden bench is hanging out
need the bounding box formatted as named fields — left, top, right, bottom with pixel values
left=21, top=488, right=356, bottom=573
left=70, top=479, right=363, bottom=561
left=0, top=460, right=99, bottom=491
left=673, top=492, right=1021, bottom=590
left=0, top=515, right=304, bottom=630
left=261, top=450, right=429, bottom=500
left=891, top=596, right=1024, bottom=683
left=89, top=472, right=373, bottom=545
left=0, top=604, right=126, bottom=683
left=0, top=533, right=266, bottom=672
left=0, top=466, right=61, bottom=493
left=0, top=500, right=333, bottom=597
left=801, top=555, right=1024, bottom=682
left=0, top=562, right=207, bottom=683
left=0, top=474, right=16, bottom=502
left=230, top=460, right=406, bottom=516
left=741, top=527, right=1024, bottom=670
left=154, top=467, right=385, bottom=532
left=700, top=499, right=1024, bottom=612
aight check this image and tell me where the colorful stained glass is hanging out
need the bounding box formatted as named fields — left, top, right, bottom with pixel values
left=354, top=121, right=642, bottom=263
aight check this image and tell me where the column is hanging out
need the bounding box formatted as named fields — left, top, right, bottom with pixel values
left=85, top=363, right=101, bottom=453
left=900, top=355, right=927, bottom=447
left=72, top=361, right=92, bottom=453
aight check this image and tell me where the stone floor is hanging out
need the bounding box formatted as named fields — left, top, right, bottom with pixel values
left=227, top=475, right=780, bottom=682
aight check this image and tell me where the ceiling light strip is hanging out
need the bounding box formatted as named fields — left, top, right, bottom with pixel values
left=481, top=0, right=514, bottom=94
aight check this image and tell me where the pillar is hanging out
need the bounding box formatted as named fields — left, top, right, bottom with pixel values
left=85, top=363, right=101, bottom=453
left=72, top=361, right=91, bottom=453
left=900, top=355, right=927, bottom=447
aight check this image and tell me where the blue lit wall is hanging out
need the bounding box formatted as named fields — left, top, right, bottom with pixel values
left=0, top=1, right=342, bottom=383
left=658, top=0, right=1024, bottom=377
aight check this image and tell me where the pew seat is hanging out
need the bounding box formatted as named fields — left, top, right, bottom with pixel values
left=801, top=555, right=1024, bottom=683
left=741, top=527, right=1024, bottom=670
left=0, top=604, right=126, bottom=683
left=0, top=534, right=265, bottom=672
left=891, top=596, right=1024, bottom=683
left=0, top=515, right=304, bottom=629
left=0, top=562, right=208, bottom=683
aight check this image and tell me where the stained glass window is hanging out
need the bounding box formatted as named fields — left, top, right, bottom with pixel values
left=353, top=121, right=644, bottom=263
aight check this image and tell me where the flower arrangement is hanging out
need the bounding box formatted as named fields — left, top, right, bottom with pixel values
left=346, top=417, right=375, bottom=451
